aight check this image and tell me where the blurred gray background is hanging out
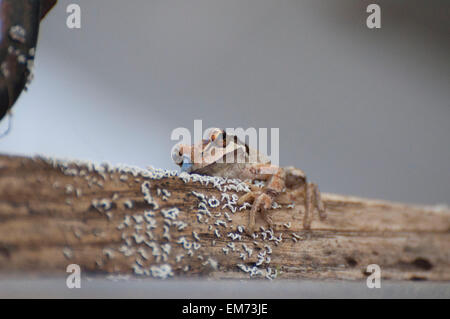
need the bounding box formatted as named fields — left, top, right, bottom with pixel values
left=1, top=0, right=449, bottom=204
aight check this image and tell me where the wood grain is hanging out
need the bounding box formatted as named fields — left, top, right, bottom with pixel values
left=0, top=154, right=449, bottom=281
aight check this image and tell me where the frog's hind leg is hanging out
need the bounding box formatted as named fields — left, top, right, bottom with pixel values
left=238, top=190, right=258, bottom=205
left=312, top=183, right=326, bottom=221
left=303, top=183, right=326, bottom=229
left=302, top=183, right=313, bottom=229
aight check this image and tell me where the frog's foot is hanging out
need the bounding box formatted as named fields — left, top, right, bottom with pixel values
left=238, top=191, right=273, bottom=234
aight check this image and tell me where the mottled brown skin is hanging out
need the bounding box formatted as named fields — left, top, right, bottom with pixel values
left=172, top=128, right=326, bottom=233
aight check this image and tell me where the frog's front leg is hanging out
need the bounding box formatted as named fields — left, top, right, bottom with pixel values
left=238, top=164, right=285, bottom=234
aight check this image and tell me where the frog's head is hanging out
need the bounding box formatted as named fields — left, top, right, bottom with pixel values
left=171, top=128, right=246, bottom=173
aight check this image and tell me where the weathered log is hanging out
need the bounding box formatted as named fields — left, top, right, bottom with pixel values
left=0, top=154, right=449, bottom=281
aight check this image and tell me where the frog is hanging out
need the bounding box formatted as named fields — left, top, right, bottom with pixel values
left=171, top=128, right=326, bottom=234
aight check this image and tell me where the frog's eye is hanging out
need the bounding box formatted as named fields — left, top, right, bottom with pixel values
left=211, top=130, right=221, bottom=142
left=207, top=128, right=225, bottom=144
left=171, top=144, right=184, bottom=165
